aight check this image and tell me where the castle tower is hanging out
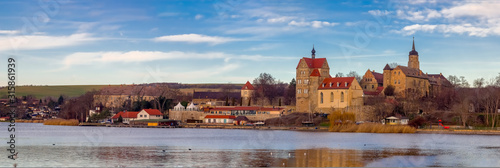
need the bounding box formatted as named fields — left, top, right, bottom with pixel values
left=408, top=37, right=420, bottom=69
left=241, top=81, right=254, bottom=106
left=296, top=46, right=330, bottom=113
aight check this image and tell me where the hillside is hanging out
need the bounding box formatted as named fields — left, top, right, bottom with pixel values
left=0, top=83, right=245, bottom=99
left=0, top=85, right=109, bottom=99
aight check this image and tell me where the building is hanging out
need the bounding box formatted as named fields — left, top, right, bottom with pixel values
left=316, top=77, right=363, bottom=111
left=241, top=81, right=254, bottom=106
left=296, top=46, right=331, bottom=113
left=192, top=91, right=241, bottom=106
left=362, top=38, right=451, bottom=98
left=204, top=115, right=236, bottom=124
left=137, top=109, right=163, bottom=120
left=169, top=102, right=204, bottom=123
left=361, top=70, right=384, bottom=96
left=111, top=111, right=139, bottom=124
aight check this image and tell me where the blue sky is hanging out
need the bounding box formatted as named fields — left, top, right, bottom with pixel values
left=1, top=0, right=499, bottom=85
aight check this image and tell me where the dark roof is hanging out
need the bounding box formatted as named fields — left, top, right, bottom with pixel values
left=428, top=74, right=452, bottom=87
left=409, top=37, right=419, bottom=55
left=192, top=92, right=241, bottom=100
left=396, top=66, right=428, bottom=79
left=235, top=116, right=249, bottom=121
left=383, top=64, right=392, bottom=70
left=372, top=71, right=384, bottom=84
left=363, top=86, right=384, bottom=96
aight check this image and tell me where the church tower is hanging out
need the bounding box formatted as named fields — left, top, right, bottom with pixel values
left=408, top=37, right=420, bottom=69
left=296, top=46, right=330, bottom=113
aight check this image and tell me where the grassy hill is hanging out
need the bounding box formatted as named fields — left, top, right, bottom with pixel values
left=0, top=83, right=245, bottom=99
left=0, top=85, right=109, bottom=99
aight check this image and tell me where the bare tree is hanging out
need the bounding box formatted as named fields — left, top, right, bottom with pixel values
left=335, top=72, right=344, bottom=77
left=346, top=71, right=362, bottom=82
left=473, top=78, right=485, bottom=88
left=252, top=73, right=277, bottom=106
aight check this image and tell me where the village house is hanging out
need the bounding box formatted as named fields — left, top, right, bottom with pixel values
left=204, top=115, right=236, bottom=124
left=111, top=111, right=139, bottom=124
left=137, top=109, right=163, bottom=120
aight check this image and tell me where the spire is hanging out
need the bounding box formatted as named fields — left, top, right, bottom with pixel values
left=409, top=37, right=418, bottom=55
left=311, top=45, right=316, bottom=59
left=412, top=36, right=415, bottom=51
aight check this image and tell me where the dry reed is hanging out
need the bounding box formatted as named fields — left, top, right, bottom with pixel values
left=43, top=119, right=79, bottom=126
left=329, top=123, right=416, bottom=133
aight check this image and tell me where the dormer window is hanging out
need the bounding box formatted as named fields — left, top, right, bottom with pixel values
left=337, top=82, right=340, bottom=87
left=322, top=83, right=326, bottom=87
left=329, top=82, right=332, bottom=87
left=345, top=82, right=348, bottom=87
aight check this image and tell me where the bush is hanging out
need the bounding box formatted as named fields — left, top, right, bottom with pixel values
left=408, top=117, right=426, bottom=128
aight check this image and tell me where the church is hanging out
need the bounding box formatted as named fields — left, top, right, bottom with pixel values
left=361, top=38, right=452, bottom=97
left=296, top=47, right=363, bottom=113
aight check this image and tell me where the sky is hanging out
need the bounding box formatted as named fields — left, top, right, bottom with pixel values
left=1, top=0, right=500, bottom=86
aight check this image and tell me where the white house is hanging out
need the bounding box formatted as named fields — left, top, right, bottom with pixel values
left=137, top=109, right=163, bottom=120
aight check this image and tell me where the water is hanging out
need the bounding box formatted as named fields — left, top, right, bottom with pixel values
left=1, top=123, right=500, bottom=167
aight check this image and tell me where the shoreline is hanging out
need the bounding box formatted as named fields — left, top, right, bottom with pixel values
left=17, top=122, right=500, bottom=135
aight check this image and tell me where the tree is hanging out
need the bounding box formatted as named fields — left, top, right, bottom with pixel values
left=57, top=95, right=64, bottom=105
left=447, top=75, right=461, bottom=87
left=389, top=62, right=399, bottom=68
left=252, top=73, right=277, bottom=105
left=473, top=78, right=485, bottom=88
left=284, top=78, right=296, bottom=105
left=460, top=76, right=470, bottom=88
left=117, top=115, right=123, bottom=123
left=59, top=90, right=98, bottom=122
left=346, top=71, right=362, bottom=82
left=335, top=72, right=344, bottom=77
left=151, top=84, right=178, bottom=117
left=384, top=85, right=395, bottom=96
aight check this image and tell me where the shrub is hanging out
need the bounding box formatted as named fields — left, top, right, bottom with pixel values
left=44, top=119, right=79, bottom=126
left=408, top=117, right=426, bottom=128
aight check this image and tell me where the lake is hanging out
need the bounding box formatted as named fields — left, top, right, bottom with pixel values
left=1, top=123, right=500, bottom=167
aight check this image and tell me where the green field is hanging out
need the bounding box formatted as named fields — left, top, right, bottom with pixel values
left=0, top=85, right=109, bottom=99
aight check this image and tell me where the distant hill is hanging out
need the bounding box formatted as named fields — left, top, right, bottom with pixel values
left=0, top=85, right=110, bottom=99
left=0, top=83, right=245, bottom=99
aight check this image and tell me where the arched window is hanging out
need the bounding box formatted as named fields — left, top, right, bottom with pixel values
left=330, top=92, right=333, bottom=102
left=341, top=92, right=344, bottom=102
left=320, top=92, right=323, bottom=104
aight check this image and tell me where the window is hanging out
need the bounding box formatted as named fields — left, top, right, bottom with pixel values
left=330, top=92, right=333, bottom=102
left=364, top=85, right=367, bottom=89
left=394, top=72, right=396, bottom=75
left=211, top=111, right=214, bottom=114
left=322, top=83, right=326, bottom=87
left=145, top=115, right=148, bottom=118
left=140, top=115, right=143, bottom=117
left=394, top=81, right=397, bottom=84
left=219, top=111, right=222, bottom=114
left=329, top=82, right=333, bottom=87
left=341, top=92, right=344, bottom=102
left=398, top=80, right=400, bottom=84
left=398, top=71, right=400, bottom=75
left=304, top=89, right=308, bottom=94
left=345, top=82, right=348, bottom=87
left=298, top=80, right=302, bottom=84
left=304, top=79, right=309, bottom=84
left=372, top=85, right=374, bottom=89
left=297, top=89, right=301, bottom=94
left=337, top=82, right=340, bottom=87
left=320, top=92, right=324, bottom=104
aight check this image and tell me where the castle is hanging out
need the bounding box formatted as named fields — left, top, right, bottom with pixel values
left=361, top=38, right=451, bottom=97
left=295, top=47, right=363, bottom=113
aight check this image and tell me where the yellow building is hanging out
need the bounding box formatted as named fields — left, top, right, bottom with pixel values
left=362, top=38, right=451, bottom=98
left=317, top=77, right=363, bottom=111
left=296, top=47, right=330, bottom=113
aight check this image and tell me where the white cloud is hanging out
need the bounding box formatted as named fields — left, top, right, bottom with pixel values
left=59, top=50, right=294, bottom=69
left=288, top=20, right=337, bottom=28
left=368, top=10, right=391, bottom=16
left=153, top=34, right=238, bottom=45
left=195, top=14, right=204, bottom=20
left=267, top=16, right=295, bottom=23
left=398, top=24, right=490, bottom=37
left=0, top=30, right=19, bottom=35
left=0, top=33, right=100, bottom=51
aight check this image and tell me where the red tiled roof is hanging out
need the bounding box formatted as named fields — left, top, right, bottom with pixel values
left=363, top=86, right=384, bottom=96
left=310, top=69, right=321, bottom=76
left=142, top=109, right=162, bottom=115
left=296, top=57, right=327, bottom=69
left=111, top=111, right=139, bottom=119
left=204, top=115, right=236, bottom=119
left=241, top=81, right=255, bottom=90
left=318, top=77, right=355, bottom=90
left=209, top=106, right=284, bottom=112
